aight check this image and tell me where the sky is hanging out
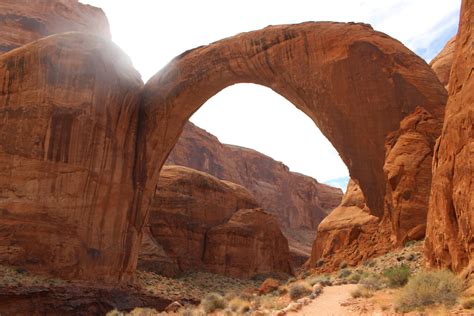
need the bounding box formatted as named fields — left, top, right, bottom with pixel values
left=81, top=0, right=460, bottom=190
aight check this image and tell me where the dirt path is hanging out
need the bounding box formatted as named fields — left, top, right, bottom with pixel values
left=289, top=284, right=358, bottom=316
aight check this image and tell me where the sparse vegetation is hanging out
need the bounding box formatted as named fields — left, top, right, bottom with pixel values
left=306, top=274, right=331, bottom=286
left=383, top=264, right=410, bottom=287
left=339, top=261, right=348, bottom=269
left=201, top=292, right=227, bottom=313
left=359, top=273, right=386, bottom=291
left=288, top=281, right=312, bottom=300
left=228, top=297, right=250, bottom=313
left=350, top=285, right=373, bottom=298
left=395, top=270, right=462, bottom=312
left=338, top=268, right=351, bottom=278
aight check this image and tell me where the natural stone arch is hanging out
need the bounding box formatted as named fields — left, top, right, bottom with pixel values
left=138, top=21, right=446, bottom=217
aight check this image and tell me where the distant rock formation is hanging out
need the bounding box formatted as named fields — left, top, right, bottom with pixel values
left=166, top=122, right=342, bottom=262
left=425, top=0, right=473, bottom=273
left=429, top=36, right=456, bottom=87
left=138, top=165, right=293, bottom=278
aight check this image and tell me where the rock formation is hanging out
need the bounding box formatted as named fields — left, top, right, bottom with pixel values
left=166, top=122, right=342, bottom=261
left=0, top=0, right=110, bottom=54
left=139, top=165, right=292, bottom=278
left=308, top=180, right=392, bottom=270
left=429, top=36, right=456, bottom=87
left=383, top=107, right=443, bottom=245
left=0, top=33, right=143, bottom=283
left=0, top=0, right=452, bottom=284
left=425, top=0, right=473, bottom=273
left=139, top=21, right=447, bottom=225
left=204, top=208, right=293, bottom=278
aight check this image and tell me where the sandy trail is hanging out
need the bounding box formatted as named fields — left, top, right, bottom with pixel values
left=289, top=284, right=358, bottom=316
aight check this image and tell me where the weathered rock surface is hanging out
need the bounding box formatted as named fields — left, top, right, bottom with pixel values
left=166, top=122, right=342, bottom=261
left=430, top=36, right=456, bottom=87
left=308, top=180, right=392, bottom=270
left=0, top=0, right=110, bottom=54
left=425, top=0, right=473, bottom=272
left=0, top=33, right=143, bottom=283
left=203, top=208, right=293, bottom=278
left=0, top=283, right=174, bottom=316
left=140, top=21, right=447, bottom=225
left=383, top=107, right=442, bottom=245
left=139, top=165, right=292, bottom=278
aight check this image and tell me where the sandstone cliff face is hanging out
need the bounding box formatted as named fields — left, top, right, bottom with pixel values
left=425, top=0, right=473, bottom=272
left=139, top=165, right=292, bottom=278
left=383, top=107, right=443, bottom=245
left=308, top=180, right=392, bottom=270
left=0, top=0, right=110, bottom=54
left=429, top=36, right=456, bottom=87
left=166, top=122, right=342, bottom=258
left=0, top=33, right=143, bottom=283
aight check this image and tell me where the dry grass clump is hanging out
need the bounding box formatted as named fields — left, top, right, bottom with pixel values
left=359, top=273, right=386, bottom=291
left=288, top=281, right=312, bottom=300
left=228, top=297, right=251, bottom=314
left=306, top=274, right=332, bottom=286
left=350, top=285, right=374, bottom=298
left=395, top=270, right=462, bottom=312
left=201, top=292, right=226, bottom=313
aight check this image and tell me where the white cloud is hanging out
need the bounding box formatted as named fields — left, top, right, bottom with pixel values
left=80, top=0, right=459, bottom=183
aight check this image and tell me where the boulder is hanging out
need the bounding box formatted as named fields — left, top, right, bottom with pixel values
left=139, top=165, right=292, bottom=278
left=203, top=208, right=293, bottom=278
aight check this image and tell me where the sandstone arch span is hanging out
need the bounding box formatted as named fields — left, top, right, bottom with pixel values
left=139, top=21, right=446, bottom=217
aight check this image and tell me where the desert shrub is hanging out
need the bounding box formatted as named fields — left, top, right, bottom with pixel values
left=338, top=269, right=351, bottom=279
left=228, top=297, right=250, bottom=313
left=348, top=272, right=361, bottom=283
left=404, top=240, right=416, bottom=247
left=288, top=281, right=312, bottom=300
left=201, top=293, right=226, bottom=313
left=260, top=294, right=287, bottom=310
left=363, top=259, right=376, bottom=267
left=462, top=297, right=474, bottom=309
left=306, top=274, right=331, bottom=286
left=339, top=261, right=348, bottom=269
left=383, top=264, right=411, bottom=288
left=395, top=270, right=462, bottom=312
left=359, top=273, right=386, bottom=291
left=350, top=285, right=373, bottom=298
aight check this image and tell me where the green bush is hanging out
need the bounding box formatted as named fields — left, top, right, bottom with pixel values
left=395, top=270, right=462, bottom=312
left=201, top=292, right=227, bottom=313
left=288, top=281, right=312, bottom=300
left=348, top=272, right=361, bottom=283
left=383, top=264, right=411, bottom=288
